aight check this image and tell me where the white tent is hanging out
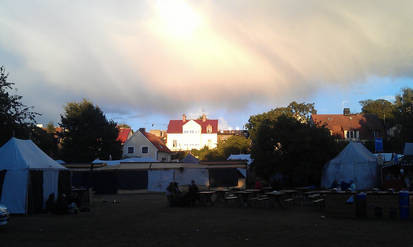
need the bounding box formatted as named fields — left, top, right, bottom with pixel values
left=174, top=168, right=209, bottom=187
left=92, top=157, right=158, bottom=166
left=147, top=170, right=174, bottom=192
left=227, top=154, right=252, bottom=177
left=0, top=138, right=67, bottom=214
left=404, top=143, right=413, bottom=156
left=321, top=142, right=378, bottom=190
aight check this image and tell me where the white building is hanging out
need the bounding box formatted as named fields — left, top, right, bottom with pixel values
left=166, top=114, right=218, bottom=151
left=123, top=128, right=172, bottom=162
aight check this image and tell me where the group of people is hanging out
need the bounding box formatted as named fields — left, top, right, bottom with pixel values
left=166, top=180, right=199, bottom=207
left=331, top=180, right=356, bottom=191
left=45, top=192, right=80, bottom=214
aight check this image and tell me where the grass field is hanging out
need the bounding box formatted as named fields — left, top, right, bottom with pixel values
left=1, top=193, right=413, bottom=247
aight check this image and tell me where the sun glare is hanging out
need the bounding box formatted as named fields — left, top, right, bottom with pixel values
left=154, top=0, right=203, bottom=38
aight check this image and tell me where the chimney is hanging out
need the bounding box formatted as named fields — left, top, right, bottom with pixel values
left=343, top=108, right=350, bottom=116
left=202, top=113, right=206, bottom=122
left=182, top=114, right=187, bottom=122
left=139, top=128, right=146, bottom=133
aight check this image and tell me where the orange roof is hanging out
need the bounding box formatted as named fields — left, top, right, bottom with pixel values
left=117, top=128, right=132, bottom=144
left=312, top=113, right=382, bottom=138
left=143, top=132, right=171, bottom=153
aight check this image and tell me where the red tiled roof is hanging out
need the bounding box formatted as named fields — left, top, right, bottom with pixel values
left=117, top=128, right=132, bottom=144
left=312, top=113, right=382, bottom=138
left=167, top=119, right=219, bottom=133
left=143, top=132, right=171, bottom=153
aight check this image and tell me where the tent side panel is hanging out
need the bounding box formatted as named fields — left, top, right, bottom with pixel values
left=58, top=170, right=72, bottom=196
left=0, top=170, right=28, bottom=214
left=28, top=170, right=44, bottom=214
left=148, top=170, right=174, bottom=192
left=43, top=170, right=59, bottom=207
left=0, top=170, right=6, bottom=200
left=208, top=168, right=238, bottom=187
left=116, top=170, right=148, bottom=190
left=174, top=168, right=209, bottom=186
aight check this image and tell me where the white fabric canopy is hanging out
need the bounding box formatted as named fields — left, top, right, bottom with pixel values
left=174, top=168, right=209, bottom=186
left=0, top=170, right=28, bottom=214
left=0, top=138, right=67, bottom=170
left=0, top=138, right=67, bottom=214
left=227, top=154, right=251, bottom=177
left=321, top=142, right=378, bottom=190
left=147, top=170, right=174, bottom=192
left=43, top=170, right=60, bottom=206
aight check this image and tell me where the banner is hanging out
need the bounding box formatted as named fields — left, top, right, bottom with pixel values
left=375, top=137, right=383, bottom=153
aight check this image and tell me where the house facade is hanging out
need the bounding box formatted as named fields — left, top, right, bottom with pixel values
left=311, top=109, right=384, bottom=142
left=166, top=114, right=218, bottom=151
left=123, top=128, right=171, bottom=162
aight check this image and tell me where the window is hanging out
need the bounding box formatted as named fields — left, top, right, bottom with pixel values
left=346, top=130, right=359, bottom=139
left=206, top=125, right=212, bottom=133
left=141, top=146, right=149, bottom=153
left=127, top=147, right=134, bottom=154
left=173, top=140, right=177, bottom=147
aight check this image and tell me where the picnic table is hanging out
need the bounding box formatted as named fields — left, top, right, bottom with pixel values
left=198, top=191, right=216, bottom=206
left=212, top=188, right=230, bottom=203
left=264, top=191, right=293, bottom=208
left=233, top=191, right=255, bottom=207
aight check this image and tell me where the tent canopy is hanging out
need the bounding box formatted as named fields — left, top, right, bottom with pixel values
left=181, top=154, right=199, bottom=163
left=404, top=143, right=413, bottom=156
left=0, top=138, right=67, bottom=171
left=92, top=157, right=158, bottom=166
left=321, top=142, right=377, bottom=190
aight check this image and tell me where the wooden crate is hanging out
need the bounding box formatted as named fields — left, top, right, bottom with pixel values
left=325, top=193, right=356, bottom=218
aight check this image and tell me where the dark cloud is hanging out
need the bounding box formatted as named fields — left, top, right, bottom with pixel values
left=1, top=0, right=413, bottom=123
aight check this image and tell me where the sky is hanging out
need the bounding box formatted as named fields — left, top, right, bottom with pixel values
left=1, top=0, right=412, bottom=131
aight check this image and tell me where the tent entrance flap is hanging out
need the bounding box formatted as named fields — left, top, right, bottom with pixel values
left=0, top=170, right=6, bottom=200
left=28, top=170, right=44, bottom=214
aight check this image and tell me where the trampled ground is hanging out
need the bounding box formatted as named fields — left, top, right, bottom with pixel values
left=1, top=193, right=413, bottom=247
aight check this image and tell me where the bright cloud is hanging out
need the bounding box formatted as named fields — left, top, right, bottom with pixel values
left=1, top=0, right=413, bottom=122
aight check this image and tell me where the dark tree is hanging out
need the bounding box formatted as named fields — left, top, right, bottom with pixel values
left=0, top=66, right=39, bottom=146
left=246, top=101, right=316, bottom=141
left=217, top=135, right=250, bottom=158
left=60, top=99, right=121, bottom=162
left=249, top=105, right=342, bottom=186
left=31, top=126, right=59, bottom=159
left=359, top=99, right=395, bottom=130
left=394, top=88, right=413, bottom=143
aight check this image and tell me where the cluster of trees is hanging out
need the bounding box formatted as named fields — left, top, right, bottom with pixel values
left=0, top=67, right=121, bottom=162
left=247, top=102, right=344, bottom=186
left=360, top=87, right=413, bottom=152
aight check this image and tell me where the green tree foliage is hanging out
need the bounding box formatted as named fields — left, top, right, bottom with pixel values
left=0, top=66, right=39, bottom=145
left=250, top=108, right=342, bottom=186
left=394, top=88, right=413, bottom=143
left=189, top=135, right=250, bottom=161
left=60, top=99, right=121, bottom=162
left=359, top=99, right=395, bottom=127
left=31, top=126, right=59, bottom=159
left=117, top=123, right=131, bottom=129
left=246, top=101, right=316, bottom=140
left=217, top=135, right=250, bottom=158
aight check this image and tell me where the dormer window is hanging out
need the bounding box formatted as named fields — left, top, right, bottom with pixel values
left=206, top=125, right=212, bottom=133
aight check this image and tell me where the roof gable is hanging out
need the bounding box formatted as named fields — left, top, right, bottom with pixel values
left=117, top=128, right=132, bottom=144
left=167, top=119, right=218, bottom=133
left=142, top=132, right=171, bottom=153
left=312, top=113, right=382, bottom=131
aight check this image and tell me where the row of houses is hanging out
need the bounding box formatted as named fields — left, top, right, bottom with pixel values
left=118, top=109, right=385, bottom=162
